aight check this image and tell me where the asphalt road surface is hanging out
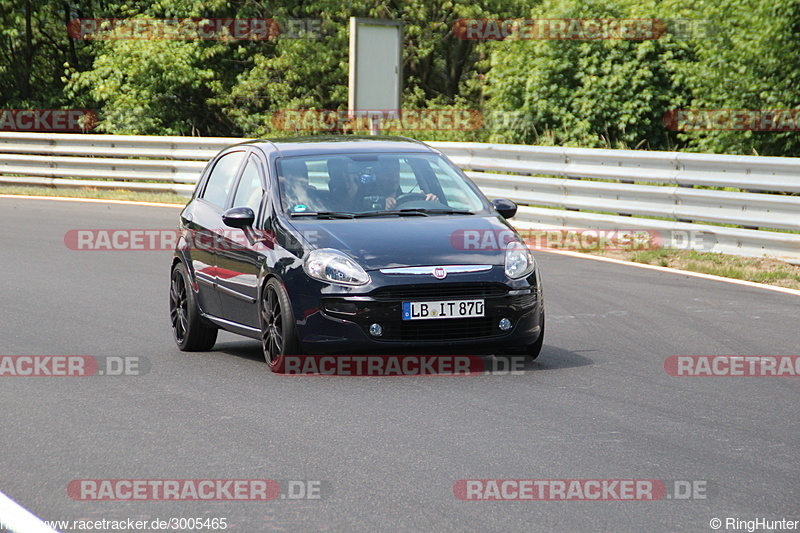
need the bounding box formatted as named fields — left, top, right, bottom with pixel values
left=1, top=197, right=798, bottom=532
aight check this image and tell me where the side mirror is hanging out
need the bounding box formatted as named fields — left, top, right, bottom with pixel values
left=222, top=206, right=255, bottom=229
left=491, top=198, right=517, bottom=219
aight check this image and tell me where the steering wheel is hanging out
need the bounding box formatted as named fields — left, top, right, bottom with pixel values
left=393, top=192, right=428, bottom=206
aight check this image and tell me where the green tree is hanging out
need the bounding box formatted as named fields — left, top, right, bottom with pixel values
left=484, top=0, right=695, bottom=149
left=674, top=0, right=800, bottom=155
left=65, top=0, right=247, bottom=135
left=64, top=0, right=528, bottom=136
left=222, top=0, right=530, bottom=138
left=0, top=0, right=110, bottom=108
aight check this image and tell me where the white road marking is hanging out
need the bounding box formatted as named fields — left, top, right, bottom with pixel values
left=0, top=490, right=59, bottom=532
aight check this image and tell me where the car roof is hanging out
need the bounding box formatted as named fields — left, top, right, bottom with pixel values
left=242, top=135, right=436, bottom=157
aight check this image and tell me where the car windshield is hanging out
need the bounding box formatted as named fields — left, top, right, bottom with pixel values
left=276, top=152, right=486, bottom=217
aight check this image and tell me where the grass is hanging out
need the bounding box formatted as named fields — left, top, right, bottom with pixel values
left=596, top=248, right=800, bottom=290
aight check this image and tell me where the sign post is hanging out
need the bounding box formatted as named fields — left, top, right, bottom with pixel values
left=348, top=18, right=402, bottom=135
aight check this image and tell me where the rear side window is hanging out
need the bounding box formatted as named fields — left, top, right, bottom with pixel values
left=232, top=156, right=264, bottom=213
left=201, top=151, right=246, bottom=208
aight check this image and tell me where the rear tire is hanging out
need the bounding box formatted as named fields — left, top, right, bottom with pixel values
left=170, top=262, right=218, bottom=351
left=261, top=278, right=300, bottom=373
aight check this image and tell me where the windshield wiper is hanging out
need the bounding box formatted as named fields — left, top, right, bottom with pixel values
left=290, top=208, right=474, bottom=219
left=400, top=208, right=475, bottom=215
left=289, top=211, right=356, bottom=219
left=353, top=210, right=430, bottom=218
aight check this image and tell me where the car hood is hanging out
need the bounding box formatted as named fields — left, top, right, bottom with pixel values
left=288, top=215, right=518, bottom=270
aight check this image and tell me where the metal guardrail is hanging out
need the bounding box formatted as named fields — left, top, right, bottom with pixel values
left=1, top=132, right=799, bottom=262
left=0, top=132, right=243, bottom=195
left=428, top=142, right=800, bottom=262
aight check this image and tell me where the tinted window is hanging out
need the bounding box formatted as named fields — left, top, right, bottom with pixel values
left=202, top=151, right=246, bottom=208
left=277, top=158, right=325, bottom=213
left=276, top=153, right=487, bottom=214
left=232, top=156, right=264, bottom=213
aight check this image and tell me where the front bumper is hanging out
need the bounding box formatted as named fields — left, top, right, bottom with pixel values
left=292, top=267, right=542, bottom=355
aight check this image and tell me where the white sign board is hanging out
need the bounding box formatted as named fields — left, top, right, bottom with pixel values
left=348, top=18, right=402, bottom=111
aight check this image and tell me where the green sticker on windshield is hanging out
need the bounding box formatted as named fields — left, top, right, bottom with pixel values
left=292, top=204, right=308, bottom=212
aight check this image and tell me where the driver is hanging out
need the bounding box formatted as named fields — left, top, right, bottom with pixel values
left=377, top=158, right=438, bottom=210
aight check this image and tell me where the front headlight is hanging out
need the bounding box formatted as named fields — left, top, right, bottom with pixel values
left=504, top=241, right=535, bottom=279
left=303, top=248, right=370, bottom=286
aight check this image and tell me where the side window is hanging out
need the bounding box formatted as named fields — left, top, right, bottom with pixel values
left=232, top=156, right=264, bottom=213
left=201, top=151, right=246, bottom=208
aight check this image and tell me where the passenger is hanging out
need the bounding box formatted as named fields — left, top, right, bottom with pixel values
left=326, top=157, right=358, bottom=212
left=279, top=159, right=320, bottom=213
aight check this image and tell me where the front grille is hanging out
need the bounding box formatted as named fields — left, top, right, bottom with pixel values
left=371, top=283, right=507, bottom=301
left=379, top=317, right=497, bottom=341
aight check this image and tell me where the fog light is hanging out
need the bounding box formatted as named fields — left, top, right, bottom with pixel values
left=498, top=318, right=512, bottom=331
left=369, top=323, right=383, bottom=337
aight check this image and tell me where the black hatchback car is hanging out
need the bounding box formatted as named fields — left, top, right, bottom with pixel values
left=170, top=136, right=544, bottom=371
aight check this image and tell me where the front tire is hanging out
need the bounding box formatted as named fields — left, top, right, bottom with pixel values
left=170, top=262, right=218, bottom=351
left=261, top=278, right=300, bottom=373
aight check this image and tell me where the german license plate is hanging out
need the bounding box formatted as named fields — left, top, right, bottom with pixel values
left=402, top=299, right=485, bottom=320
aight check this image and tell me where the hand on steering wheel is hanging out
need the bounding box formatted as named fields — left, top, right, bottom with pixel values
left=394, top=192, right=428, bottom=205
left=385, top=192, right=439, bottom=209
